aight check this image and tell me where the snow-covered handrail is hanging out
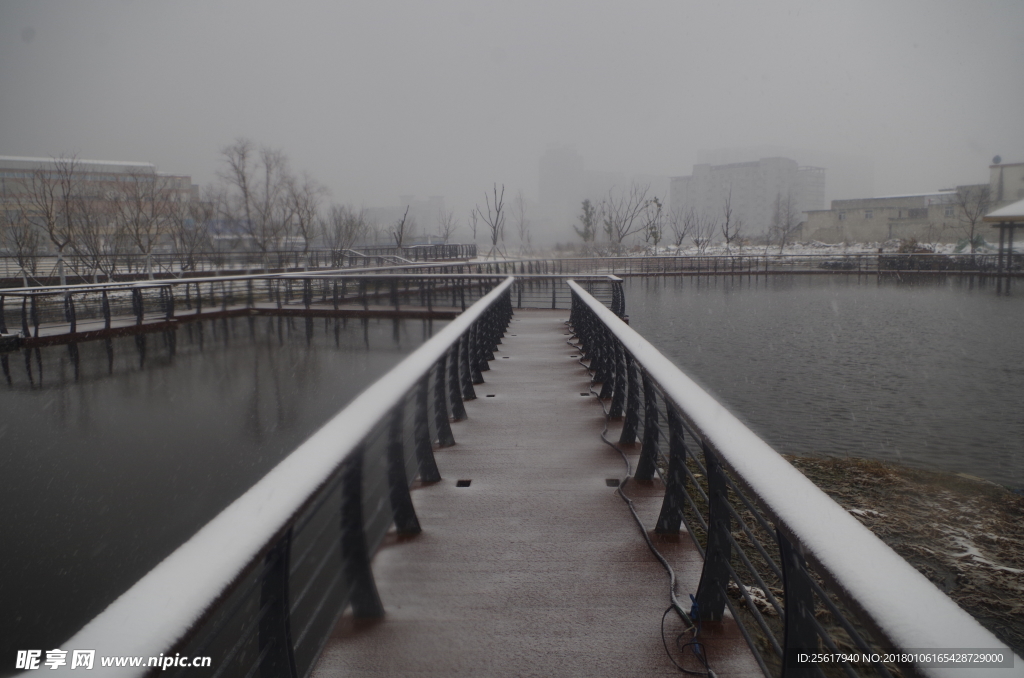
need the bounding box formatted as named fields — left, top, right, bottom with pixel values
left=567, top=280, right=1019, bottom=678
left=51, top=277, right=515, bottom=677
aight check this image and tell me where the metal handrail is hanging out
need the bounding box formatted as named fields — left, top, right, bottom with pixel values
left=52, top=277, right=515, bottom=677
left=567, top=280, right=1018, bottom=678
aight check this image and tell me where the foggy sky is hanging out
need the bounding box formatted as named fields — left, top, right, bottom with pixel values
left=2, top=0, right=1022, bottom=223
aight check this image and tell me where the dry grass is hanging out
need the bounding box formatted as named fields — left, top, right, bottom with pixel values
left=786, top=455, right=1024, bottom=656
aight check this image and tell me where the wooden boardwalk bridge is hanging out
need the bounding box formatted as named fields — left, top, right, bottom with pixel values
left=10, top=273, right=1020, bottom=678
left=311, top=309, right=757, bottom=677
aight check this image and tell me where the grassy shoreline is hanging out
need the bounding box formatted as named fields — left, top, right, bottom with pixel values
left=786, top=455, right=1024, bottom=656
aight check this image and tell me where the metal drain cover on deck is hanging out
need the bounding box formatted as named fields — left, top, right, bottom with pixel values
left=456, top=479, right=472, bottom=487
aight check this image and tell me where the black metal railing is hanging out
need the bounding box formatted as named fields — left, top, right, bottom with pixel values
left=58, top=278, right=515, bottom=678
left=567, top=280, right=1015, bottom=678
left=0, top=273, right=623, bottom=345
left=0, top=244, right=478, bottom=284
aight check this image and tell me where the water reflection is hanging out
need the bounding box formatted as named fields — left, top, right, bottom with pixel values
left=0, top=315, right=443, bottom=661
left=626, top=275, right=1024, bottom=489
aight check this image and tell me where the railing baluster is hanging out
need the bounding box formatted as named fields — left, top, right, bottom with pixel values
left=635, top=371, right=660, bottom=480
left=655, top=404, right=687, bottom=533
left=447, top=341, right=467, bottom=420
left=339, top=448, right=385, bottom=618
left=778, top=530, right=819, bottom=678
left=695, top=442, right=732, bottom=621
left=387, top=403, right=421, bottom=534
left=415, top=376, right=442, bottom=480
left=259, top=528, right=299, bottom=678
left=459, top=331, right=476, bottom=399
left=469, top=324, right=484, bottom=384
left=618, top=351, right=640, bottom=444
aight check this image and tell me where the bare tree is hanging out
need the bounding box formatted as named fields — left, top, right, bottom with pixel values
left=391, top=205, right=413, bottom=247
left=642, top=196, right=664, bottom=252
left=574, top=198, right=599, bottom=245
left=1, top=188, right=42, bottom=285
left=436, top=208, right=459, bottom=243
left=22, top=154, right=79, bottom=285
left=953, top=184, right=991, bottom=253
left=720, top=187, right=744, bottom=254
left=168, top=192, right=215, bottom=272
left=512, top=190, right=531, bottom=254
left=690, top=209, right=717, bottom=254
left=219, top=139, right=295, bottom=268
left=322, top=204, right=369, bottom=265
left=602, top=182, right=650, bottom=249
left=666, top=204, right=691, bottom=248
left=770, top=190, right=801, bottom=254
left=287, top=173, right=328, bottom=264
left=80, top=190, right=131, bottom=282
left=475, top=183, right=506, bottom=259
left=111, top=173, right=175, bottom=279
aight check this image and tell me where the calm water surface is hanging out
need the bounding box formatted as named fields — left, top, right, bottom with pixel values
left=625, top=276, right=1024, bottom=488
left=0, top=315, right=443, bottom=660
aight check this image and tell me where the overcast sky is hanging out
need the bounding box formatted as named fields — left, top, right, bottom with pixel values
left=2, top=0, right=1022, bottom=218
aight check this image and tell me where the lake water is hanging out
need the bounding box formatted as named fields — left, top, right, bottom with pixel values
left=0, top=315, right=442, bottom=662
left=625, top=275, right=1024, bottom=489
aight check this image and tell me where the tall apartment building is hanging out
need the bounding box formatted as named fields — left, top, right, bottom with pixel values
left=669, top=158, right=825, bottom=235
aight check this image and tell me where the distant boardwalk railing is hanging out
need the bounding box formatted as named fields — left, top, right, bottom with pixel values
left=567, top=280, right=1018, bottom=678
left=0, top=271, right=617, bottom=345
left=0, top=244, right=477, bottom=285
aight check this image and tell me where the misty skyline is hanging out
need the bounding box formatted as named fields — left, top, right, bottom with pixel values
left=2, top=0, right=1022, bottom=230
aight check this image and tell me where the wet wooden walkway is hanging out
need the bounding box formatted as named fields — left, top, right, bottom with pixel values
left=311, top=309, right=759, bottom=677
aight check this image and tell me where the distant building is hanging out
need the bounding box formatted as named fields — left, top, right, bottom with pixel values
left=0, top=155, right=193, bottom=205
left=803, top=191, right=962, bottom=243
left=803, top=161, right=1024, bottom=244
left=669, top=158, right=825, bottom=236
left=990, top=161, right=1024, bottom=208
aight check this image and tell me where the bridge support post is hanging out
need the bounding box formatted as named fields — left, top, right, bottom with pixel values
left=64, top=292, right=77, bottom=334
left=101, top=291, right=111, bottom=329
left=164, top=286, right=174, bottom=320
left=388, top=404, right=422, bottom=534
left=635, top=371, right=660, bottom=480
left=259, top=528, right=299, bottom=678
left=778, top=531, right=818, bottom=677
left=695, top=443, right=732, bottom=620
left=415, top=375, right=442, bottom=480
left=340, top=447, right=385, bottom=618
left=30, top=295, right=40, bottom=337
left=655, top=405, right=687, bottom=533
